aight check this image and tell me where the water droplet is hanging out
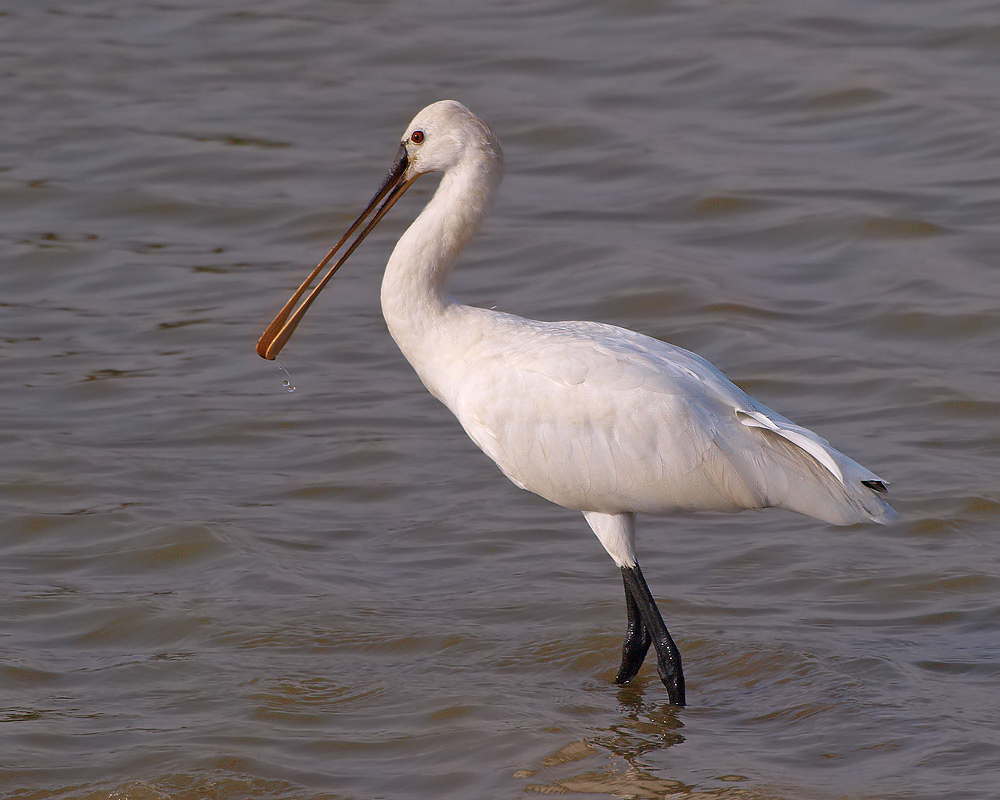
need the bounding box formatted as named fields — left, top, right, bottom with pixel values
left=275, top=360, right=296, bottom=393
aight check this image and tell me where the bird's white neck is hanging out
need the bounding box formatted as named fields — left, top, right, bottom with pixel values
left=380, top=155, right=501, bottom=387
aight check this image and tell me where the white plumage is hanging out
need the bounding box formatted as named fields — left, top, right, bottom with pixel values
left=258, top=100, right=896, bottom=705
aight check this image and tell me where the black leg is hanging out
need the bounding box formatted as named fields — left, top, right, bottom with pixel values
left=620, top=563, right=686, bottom=706
left=615, top=572, right=652, bottom=684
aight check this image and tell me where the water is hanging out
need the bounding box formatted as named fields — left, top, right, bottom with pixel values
left=3, top=1, right=999, bottom=798
left=275, top=360, right=297, bottom=393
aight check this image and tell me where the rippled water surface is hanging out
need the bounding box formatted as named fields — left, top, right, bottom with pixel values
left=3, top=2, right=1000, bottom=798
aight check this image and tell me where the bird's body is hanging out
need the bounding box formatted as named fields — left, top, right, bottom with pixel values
left=258, top=100, right=896, bottom=705
left=396, top=305, right=891, bottom=528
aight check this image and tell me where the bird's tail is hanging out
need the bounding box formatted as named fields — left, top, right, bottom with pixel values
left=735, top=407, right=898, bottom=526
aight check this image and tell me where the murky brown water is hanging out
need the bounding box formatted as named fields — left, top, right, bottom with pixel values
left=3, top=2, right=999, bottom=798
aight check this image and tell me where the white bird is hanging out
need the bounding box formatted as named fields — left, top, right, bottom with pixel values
left=257, top=100, right=896, bottom=706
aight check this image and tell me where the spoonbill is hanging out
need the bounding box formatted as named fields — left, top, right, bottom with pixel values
left=257, top=100, right=896, bottom=706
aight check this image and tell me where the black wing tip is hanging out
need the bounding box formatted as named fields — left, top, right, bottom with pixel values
left=862, top=480, right=888, bottom=494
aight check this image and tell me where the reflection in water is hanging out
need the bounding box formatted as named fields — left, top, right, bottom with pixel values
left=607, top=691, right=687, bottom=757
left=519, top=704, right=768, bottom=799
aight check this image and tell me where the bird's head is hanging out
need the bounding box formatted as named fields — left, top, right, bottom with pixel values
left=255, top=100, right=500, bottom=361
left=401, top=99, right=502, bottom=178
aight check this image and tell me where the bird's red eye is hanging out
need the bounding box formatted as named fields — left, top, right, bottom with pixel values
left=410, top=130, right=425, bottom=144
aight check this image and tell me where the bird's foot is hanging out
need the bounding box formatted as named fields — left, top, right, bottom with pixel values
left=656, top=652, right=686, bottom=706
left=620, top=563, right=686, bottom=706
left=615, top=621, right=652, bottom=684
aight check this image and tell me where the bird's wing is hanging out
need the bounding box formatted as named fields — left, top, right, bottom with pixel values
left=443, top=313, right=895, bottom=525
left=572, top=321, right=896, bottom=524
